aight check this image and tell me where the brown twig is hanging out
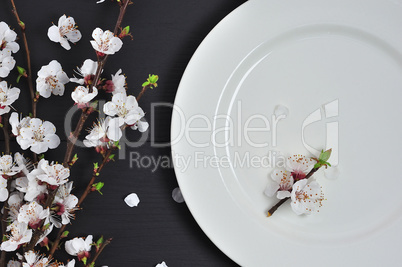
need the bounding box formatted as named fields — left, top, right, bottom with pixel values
left=9, top=0, right=37, bottom=119
left=63, top=110, right=90, bottom=167
left=86, top=238, right=112, bottom=266
left=267, top=166, right=321, bottom=217
left=136, top=84, right=150, bottom=102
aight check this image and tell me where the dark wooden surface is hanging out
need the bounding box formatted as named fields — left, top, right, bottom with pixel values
left=0, top=0, right=247, bottom=266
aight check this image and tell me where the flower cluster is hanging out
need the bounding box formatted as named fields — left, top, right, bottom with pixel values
left=265, top=150, right=332, bottom=216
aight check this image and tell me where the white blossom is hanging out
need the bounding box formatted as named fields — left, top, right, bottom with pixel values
left=71, top=86, right=98, bottom=108
left=31, top=159, right=70, bottom=186
left=10, top=112, right=31, bottom=136
left=7, top=192, right=23, bottom=221
left=156, top=262, right=168, bottom=267
left=0, top=221, right=32, bottom=251
left=36, top=60, right=69, bottom=98
left=264, top=169, right=293, bottom=199
left=90, top=28, right=122, bottom=55
left=58, top=260, right=75, bottom=267
left=103, top=92, right=147, bottom=132
left=70, top=59, right=98, bottom=85
left=18, top=118, right=60, bottom=154
left=0, top=21, right=20, bottom=54
left=83, top=116, right=123, bottom=147
left=0, top=81, right=20, bottom=115
left=21, top=250, right=50, bottom=267
left=18, top=201, right=50, bottom=228
left=14, top=152, right=32, bottom=176
left=109, top=69, right=126, bottom=94
left=48, top=15, right=81, bottom=50
left=0, top=154, right=23, bottom=177
left=0, top=53, right=15, bottom=78
left=286, top=155, right=316, bottom=181
left=65, top=235, right=92, bottom=261
left=0, top=175, right=8, bottom=202
left=51, top=182, right=78, bottom=227
left=16, top=174, right=47, bottom=202
left=290, top=179, right=324, bottom=215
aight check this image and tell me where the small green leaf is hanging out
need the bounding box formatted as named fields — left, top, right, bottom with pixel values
left=142, top=81, right=150, bottom=87
left=61, top=231, right=69, bottom=238
left=109, top=154, right=115, bottom=161
left=16, top=75, right=21, bottom=83
left=88, top=263, right=95, bottom=267
left=82, top=257, right=87, bottom=265
left=319, top=149, right=332, bottom=162
left=17, top=66, right=26, bottom=75
left=96, top=236, right=104, bottom=247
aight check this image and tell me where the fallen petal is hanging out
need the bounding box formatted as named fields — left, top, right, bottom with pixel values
left=124, top=193, right=140, bottom=207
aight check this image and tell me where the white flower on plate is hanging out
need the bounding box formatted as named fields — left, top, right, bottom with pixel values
left=36, top=60, right=69, bottom=98
left=0, top=53, right=16, bottom=78
left=290, top=179, right=324, bottom=215
left=0, top=81, right=20, bottom=115
left=264, top=169, right=293, bottom=199
left=7, top=260, right=21, bottom=267
left=0, top=221, right=32, bottom=252
left=71, top=86, right=98, bottom=108
left=103, top=92, right=146, bottom=128
left=21, top=250, right=50, bottom=267
left=0, top=21, right=19, bottom=55
left=48, top=15, right=82, bottom=50
left=51, top=182, right=78, bottom=228
left=31, top=159, right=70, bottom=186
left=90, top=28, right=122, bottom=55
left=70, top=59, right=98, bottom=85
left=18, top=118, right=60, bottom=154
left=286, top=154, right=316, bottom=181
left=65, top=235, right=92, bottom=261
left=83, top=116, right=123, bottom=147
left=18, top=201, right=50, bottom=229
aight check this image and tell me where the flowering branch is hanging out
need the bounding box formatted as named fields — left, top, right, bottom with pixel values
left=9, top=0, right=37, bottom=118
left=49, top=149, right=113, bottom=258
left=267, top=150, right=332, bottom=217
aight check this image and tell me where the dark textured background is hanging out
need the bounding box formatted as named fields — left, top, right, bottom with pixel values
left=0, top=0, right=246, bottom=266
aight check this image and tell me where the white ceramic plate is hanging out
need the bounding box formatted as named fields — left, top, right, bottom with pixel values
left=171, top=0, right=402, bottom=266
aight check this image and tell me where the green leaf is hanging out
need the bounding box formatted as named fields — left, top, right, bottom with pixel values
left=17, top=66, right=26, bottom=75
left=109, top=154, right=115, bottom=161
left=16, top=75, right=21, bottom=83
left=319, top=149, right=332, bottom=162
left=61, top=231, right=69, bottom=238
left=82, top=257, right=87, bottom=265
left=88, top=263, right=95, bottom=267
left=142, top=81, right=150, bottom=87
left=96, top=236, right=104, bottom=246
left=93, top=162, right=99, bottom=169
